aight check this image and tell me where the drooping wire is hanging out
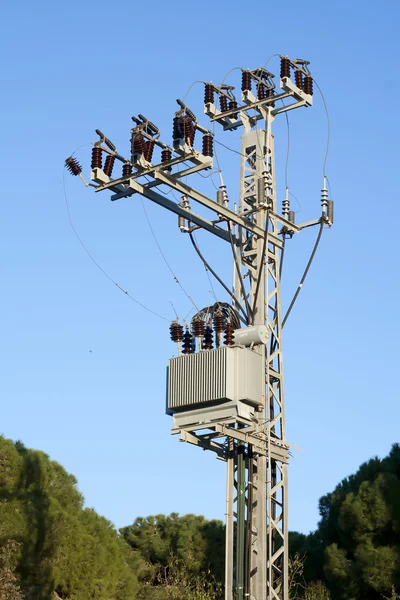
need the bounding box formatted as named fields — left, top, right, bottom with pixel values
left=227, top=223, right=253, bottom=323
left=188, top=231, right=248, bottom=324
left=281, top=221, right=324, bottom=328
left=220, top=66, right=242, bottom=85
left=262, top=53, right=281, bottom=70
left=251, top=209, right=269, bottom=321
left=182, top=80, right=206, bottom=103
left=313, top=78, right=330, bottom=178
left=192, top=302, right=241, bottom=331
left=140, top=197, right=199, bottom=312
left=63, top=163, right=170, bottom=322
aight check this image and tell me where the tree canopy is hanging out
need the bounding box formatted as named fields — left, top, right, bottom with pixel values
left=291, top=444, right=400, bottom=599
left=0, top=436, right=137, bottom=600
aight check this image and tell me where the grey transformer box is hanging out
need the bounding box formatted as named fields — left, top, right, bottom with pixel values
left=166, top=346, right=264, bottom=429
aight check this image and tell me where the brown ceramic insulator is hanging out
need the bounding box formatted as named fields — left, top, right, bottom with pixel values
left=224, top=321, right=235, bottom=346
left=257, top=83, right=266, bottom=100
left=178, top=116, right=194, bottom=144
left=103, top=155, right=115, bottom=177
left=182, top=328, right=193, bottom=354
left=295, top=70, right=304, bottom=90
left=132, top=134, right=146, bottom=154
left=170, top=321, right=183, bottom=343
left=122, top=163, right=132, bottom=177
left=202, top=133, right=213, bottom=157
left=91, top=147, right=102, bottom=169
left=202, top=325, right=213, bottom=350
left=266, top=88, right=275, bottom=107
left=144, top=139, right=155, bottom=162
left=303, top=75, right=313, bottom=95
left=241, top=71, right=251, bottom=92
left=173, top=116, right=180, bottom=140
left=213, top=311, right=226, bottom=333
left=190, top=126, right=196, bottom=147
left=161, top=148, right=172, bottom=164
left=228, top=100, right=238, bottom=119
left=219, top=95, right=228, bottom=112
left=204, top=84, right=214, bottom=104
left=65, top=156, right=82, bottom=176
left=191, top=318, right=205, bottom=338
left=280, top=57, right=290, bottom=79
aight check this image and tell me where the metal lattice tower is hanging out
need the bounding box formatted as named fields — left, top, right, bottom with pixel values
left=65, top=56, right=333, bottom=600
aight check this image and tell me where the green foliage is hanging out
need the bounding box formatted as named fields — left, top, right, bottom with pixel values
left=121, top=512, right=225, bottom=589
left=294, top=444, right=400, bottom=599
left=136, top=555, right=222, bottom=600
left=0, top=436, right=137, bottom=600
left=0, top=540, right=23, bottom=600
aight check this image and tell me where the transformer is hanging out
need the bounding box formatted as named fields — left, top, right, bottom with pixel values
left=166, top=346, right=263, bottom=429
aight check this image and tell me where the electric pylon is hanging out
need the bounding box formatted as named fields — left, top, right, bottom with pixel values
left=65, top=56, right=333, bottom=600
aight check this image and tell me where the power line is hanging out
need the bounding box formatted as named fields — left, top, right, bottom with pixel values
left=63, top=166, right=170, bottom=322
left=188, top=231, right=248, bottom=324
left=140, top=197, right=199, bottom=312
left=282, top=221, right=324, bottom=328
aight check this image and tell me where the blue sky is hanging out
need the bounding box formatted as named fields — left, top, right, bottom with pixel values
left=1, top=0, right=399, bottom=535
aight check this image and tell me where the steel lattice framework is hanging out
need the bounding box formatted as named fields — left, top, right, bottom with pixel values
left=66, top=56, right=333, bottom=600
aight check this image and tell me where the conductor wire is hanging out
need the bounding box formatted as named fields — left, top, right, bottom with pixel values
left=63, top=166, right=170, bottom=322
left=281, top=220, right=324, bottom=328
left=313, top=77, right=331, bottom=178
left=227, top=222, right=252, bottom=323
left=188, top=231, right=248, bottom=324
left=140, top=197, right=199, bottom=312
left=251, top=209, right=269, bottom=322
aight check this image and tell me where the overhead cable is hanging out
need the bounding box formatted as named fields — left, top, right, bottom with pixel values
left=140, top=197, right=199, bottom=312
left=63, top=165, right=170, bottom=322
left=281, top=221, right=324, bottom=328
left=188, top=231, right=248, bottom=324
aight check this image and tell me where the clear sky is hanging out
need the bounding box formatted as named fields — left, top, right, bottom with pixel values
left=1, top=0, right=399, bottom=535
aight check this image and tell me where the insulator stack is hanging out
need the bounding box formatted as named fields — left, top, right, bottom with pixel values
left=213, top=311, right=226, bottom=333
left=103, top=155, right=115, bottom=177
left=170, top=321, right=183, bottom=343
left=178, top=116, right=195, bottom=145
left=132, top=134, right=146, bottom=154
left=173, top=116, right=180, bottom=140
left=241, top=71, right=251, bottom=92
left=303, top=75, right=313, bottom=95
left=213, top=312, right=226, bottom=348
left=219, top=95, right=228, bottom=112
left=295, top=70, right=304, bottom=90
left=280, top=57, right=291, bottom=79
left=282, top=199, right=290, bottom=219
left=122, top=163, right=132, bottom=177
left=144, top=139, right=155, bottom=162
left=182, top=328, right=194, bottom=354
left=229, top=100, right=238, bottom=119
left=202, top=134, right=213, bottom=157
left=202, top=325, right=213, bottom=350
left=266, top=88, right=275, bottom=107
left=224, top=321, right=235, bottom=346
left=204, top=84, right=214, bottom=104
left=191, top=318, right=205, bottom=338
left=190, top=126, right=196, bottom=147
left=257, top=83, right=266, bottom=100
left=91, top=147, right=103, bottom=169
left=65, top=156, right=82, bottom=176
left=161, top=148, right=172, bottom=164
left=161, top=148, right=172, bottom=171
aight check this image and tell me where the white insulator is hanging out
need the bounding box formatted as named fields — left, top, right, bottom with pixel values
left=233, top=325, right=268, bottom=346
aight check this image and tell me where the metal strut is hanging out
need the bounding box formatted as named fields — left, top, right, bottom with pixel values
left=225, top=114, right=289, bottom=600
